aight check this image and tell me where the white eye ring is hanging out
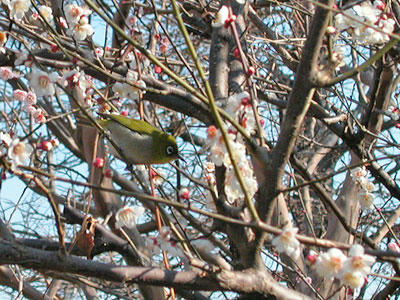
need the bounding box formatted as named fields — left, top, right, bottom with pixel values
left=166, top=146, right=174, bottom=155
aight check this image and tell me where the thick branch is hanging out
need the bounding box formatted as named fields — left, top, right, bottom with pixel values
left=0, top=240, right=310, bottom=299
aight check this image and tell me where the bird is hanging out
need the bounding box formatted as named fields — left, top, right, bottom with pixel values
left=97, top=113, right=182, bottom=165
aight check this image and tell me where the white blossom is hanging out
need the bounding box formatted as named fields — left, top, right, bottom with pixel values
left=342, top=244, right=375, bottom=274
left=357, top=190, right=374, bottom=209
left=225, top=92, right=259, bottom=135
left=205, top=126, right=258, bottom=204
left=315, top=248, right=347, bottom=278
left=115, top=206, right=145, bottom=229
left=334, top=1, right=395, bottom=45
left=0, top=132, right=12, bottom=146
left=147, top=226, right=185, bottom=258
left=271, top=227, right=301, bottom=260
left=8, top=138, right=33, bottom=170
left=68, top=16, right=94, bottom=41
left=212, top=5, right=229, bottom=27
left=29, top=69, right=59, bottom=97
left=64, top=4, right=92, bottom=25
left=112, top=70, right=146, bottom=100
left=350, top=167, right=375, bottom=209
left=33, top=5, right=53, bottom=23
left=8, top=0, right=31, bottom=21
left=340, top=270, right=366, bottom=289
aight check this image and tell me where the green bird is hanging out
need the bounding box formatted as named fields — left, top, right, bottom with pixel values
left=98, top=114, right=181, bottom=165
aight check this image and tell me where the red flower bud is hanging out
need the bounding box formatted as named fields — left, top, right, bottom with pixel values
left=94, top=157, right=105, bottom=168
left=154, top=66, right=162, bottom=74
left=233, top=48, right=240, bottom=59
left=247, top=66, right=256, bottom=76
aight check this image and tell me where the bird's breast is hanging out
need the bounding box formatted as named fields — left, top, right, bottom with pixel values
left=105, top=122, right=154, bottom=164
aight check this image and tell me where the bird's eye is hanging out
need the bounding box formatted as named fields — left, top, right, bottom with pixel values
left=166, top=145, right=174, bottom=156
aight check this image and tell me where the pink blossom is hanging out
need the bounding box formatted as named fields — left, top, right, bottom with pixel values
left=0, top=67, right=17, bottom=80
left=13, top=89, right=27, bottom=101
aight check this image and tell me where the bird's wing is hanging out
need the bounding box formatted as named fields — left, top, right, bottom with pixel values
left=100, top=114, right=160, bottom=135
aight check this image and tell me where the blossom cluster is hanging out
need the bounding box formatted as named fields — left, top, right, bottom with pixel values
left=112, top=70, right=146, bottom=101
left=13, top=89, right=46, bottom=123
left=350, top=167, right=375, bottom=209
left=64, top=4, right=94, bottom=41
left=114, top=206, right=187, bottom=259
left=62, top=69, right=93, bottom=101
left=334, top=1, right=395, bottom=45
left=205, top=125, right=258, bottom=204
left=226, top=92, right=260, bottom=135
left=272, top=228, right=375, bottom=289
left=312, top=245, right=375, bottom=289
left=146, top=226, right=184, bottom=258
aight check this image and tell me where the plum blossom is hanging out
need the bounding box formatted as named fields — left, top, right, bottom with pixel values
left=115, top=206, right=145, bottom=229
left=62, top=70, right=92, bottom=100
left=338, top=244, right=375, bottom=288
left=94, top=47, right=104, bottom=58
left=205, top=124, right=258, bottom=204
left=315, top=248, right=347, bottom=278
left=271, top=227, right=301, bottom=260
left=340, top=271, right=366, bottom=289
left=225, top=91, right=259, bottom=135
left=64, top=4, right=92, bottom=24
left=14, top=90, right=44, bottom=123
left=29, top=69, right=59, bottom=97
left=25, top=91, right=37, bottom=106
left=31, top=107, right=46, bottom=124
left=179, top=187, right=190, bottom=200
left=12, top=89, right=27, bottom=102
left=334, top=1, right=395, bottom=45
left=32, top=5, right=53, bottom=23
left=343, top=244, right=375, bottom=274
left=0, top=67, right=18, bottom=80
left=388, top=242, right=400, bottom=252
left=148, top=167, right=166, bottom=186
left=147, top=226, right=184, bottom=258
left=112, top=70, right=146, bottom=100
left=205, top=125, right=258, bottom=204
left=212, top=5, right=229, bottom=27
left=68, top=16, right=94, bottom=41
left=0, top=132, right=12, bottom=146
left=8, top=0, right=31, bottom=21
left=357, top=190, right=374, bottom=209
left=8, top=138, right=33, bottom=170
left=206, top=125, right=225, bottom=166
left=350, top=166, right=375, bottom=209
left=64, top=4, right=93, bottom=41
